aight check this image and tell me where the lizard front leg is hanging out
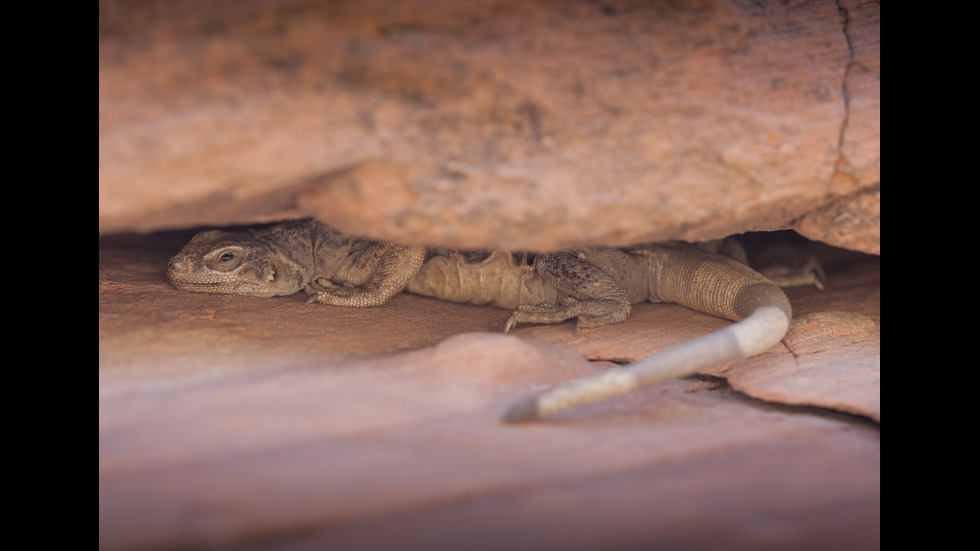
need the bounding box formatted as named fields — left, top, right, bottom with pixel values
left=505, top=251, right=631, bottom=332
left=306, top=242, right=425, bottom=308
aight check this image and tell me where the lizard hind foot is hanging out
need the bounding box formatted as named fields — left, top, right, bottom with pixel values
left=759, top=257, right=827, bottom=291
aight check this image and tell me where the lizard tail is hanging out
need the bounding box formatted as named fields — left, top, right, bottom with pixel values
left=502, top=247, right=791, bottom=423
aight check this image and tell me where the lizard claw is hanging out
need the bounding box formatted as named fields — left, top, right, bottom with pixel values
left=305, top=293, right=319, bottom=306
left=504, top=313, right=517, bottom=333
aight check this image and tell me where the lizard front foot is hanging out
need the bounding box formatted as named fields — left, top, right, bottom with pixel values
left=304, top=285, right=367, bottom=307
left=305, top=278, right=350, bottom=306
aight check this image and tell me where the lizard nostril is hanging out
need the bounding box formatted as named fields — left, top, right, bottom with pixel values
left=170, top=259, right=191, bottom=274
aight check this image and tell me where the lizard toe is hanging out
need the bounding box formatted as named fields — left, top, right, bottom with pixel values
left=503, top=314, right=518, bottom=333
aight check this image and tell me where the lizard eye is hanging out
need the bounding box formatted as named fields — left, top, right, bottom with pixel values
left=213, top=249, right=242, bottom=271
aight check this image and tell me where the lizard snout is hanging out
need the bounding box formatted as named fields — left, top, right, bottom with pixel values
left=167, top=255, right=196, bottom=281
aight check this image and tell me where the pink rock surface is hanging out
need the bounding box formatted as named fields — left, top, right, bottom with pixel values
left=99, top=229, right=879, bottom=550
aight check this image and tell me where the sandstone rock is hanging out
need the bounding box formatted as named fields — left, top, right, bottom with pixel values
left=99, top=0, right=879, bottom=254
left=99, top=2, right=881, bottom=545
left=725, top=311, right=881, bottom=421
left=793, top=186, right=880, bottom=255
left=99, top=221, right=879, bottom=550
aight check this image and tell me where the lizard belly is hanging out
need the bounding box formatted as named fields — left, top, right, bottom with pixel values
left=405, top=251, right=559, bottom=310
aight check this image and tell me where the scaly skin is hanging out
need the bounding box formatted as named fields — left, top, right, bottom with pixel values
left=168, top=218, right=425, bottom=307
left=168, top=218, right=791, bottom=422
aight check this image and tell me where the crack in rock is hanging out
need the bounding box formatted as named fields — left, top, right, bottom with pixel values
left=833, top=0, right=856, bottom=177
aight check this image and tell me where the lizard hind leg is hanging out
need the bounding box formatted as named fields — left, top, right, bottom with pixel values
left=506, top=251, right=631, bottom=331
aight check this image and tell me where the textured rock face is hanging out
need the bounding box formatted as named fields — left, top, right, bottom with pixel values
left=99, top=0, right=879, bottom=254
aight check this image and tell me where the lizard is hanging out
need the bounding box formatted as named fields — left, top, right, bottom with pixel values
left=168, top=217, right=791, bottom=423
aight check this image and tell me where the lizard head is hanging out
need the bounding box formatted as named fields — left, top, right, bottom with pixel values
left=167, top=229, right=301, bottom=297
